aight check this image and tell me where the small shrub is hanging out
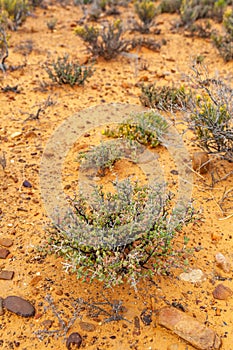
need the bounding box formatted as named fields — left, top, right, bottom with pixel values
left=78, top=141, right=123, bottom=176
left=139, top=84, right=190, bottom=111
left=0, top=0, right=30, bottom=30
left=212, top=32, right=233, bottom=62
left=45, top=55, right=94, bottom=87
left=186, top=64, right=233, bottom=161
left=48, top=177, right=194, bottom=287
left=104, top=111, right=168, bottom=148
left=180, top=0, right=227, bottom=25
left=0, top=26, right=8, bottom=71
left=223, top=7, right=233, bottom=37
left=75, top=20, right=132, bottom=60
left=46, top=18, right=57, bottom=31
left=134, top=0, right=157, bottom=33
left=159, top=0, right=181, bottom=14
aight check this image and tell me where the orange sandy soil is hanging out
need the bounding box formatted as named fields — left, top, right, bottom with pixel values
left=0, top=2, right=233, bottom=349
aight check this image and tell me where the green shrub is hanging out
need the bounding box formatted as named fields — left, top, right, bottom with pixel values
left=180, top=0, right=227, bottom=25
left=139, top=84, right=190, bottom=111
left=186, top=64, right=233, bottom=161
left=159, top=0, right=181, bottom=14
left=0, top=0, right=30, bottom=30
left=223, top=8, right=233, bottom=38
left=48, top=177, right=194, bottom=287
left=75, top=20, right=132, bottom=60
left=45, top=55, right=94, bottom=87
left=104, top=111, right=168, bottom=148
left=212, top=32, right=233, bottom=62
left=134, top=0, right=157, bottom=33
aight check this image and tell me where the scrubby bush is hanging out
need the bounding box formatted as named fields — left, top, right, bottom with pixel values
left=139, top=84, right=190, bottom=111
left=48, top=177, right=194, bottom=287
left=45, top=55, right=94, bottom=87
left=0, top=0, right=30, bottom=30
left=75, top=20, right=132, bottom=60
left=211, top=7, right=233, bottom=62
left=180, top=0, right=227, bottom=25
left=104, top=111, right=168, bottom=147
left=134, top=0, right=158, bottom=33
left=159, top=0, right=181, bottom=14
left=186, top=63, right=233, bottom=161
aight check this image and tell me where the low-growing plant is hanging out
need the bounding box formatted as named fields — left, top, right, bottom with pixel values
left=75, top=20, right=132, bottom=60
left=180, top=0, right=227, bottom=25
left=212, top=32, right=233, bottom=61
left=0, top=0, right=30, bottom=30
left=159, top=0, right=181, bottom=14
left=186, top=63, right=233, bottom=161
left=139, top=84, right=190, bottom=111
left=48, top=177, right=194, bottom=287
left=0, top=26, right=8, bottom=71
left=134, top=0, right=158, bottom=33
left=46, top=17, right=57, bottom=31
left=104, top=111, right=168, bottom=147
left=44, top=54, right=94, bottom=87
left=211, top=7, right=233, bottom=61
left=78, top=141, right=123, bottom=176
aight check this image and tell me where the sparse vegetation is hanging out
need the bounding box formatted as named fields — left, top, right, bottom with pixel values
left=186, top=63, right=233, bottom=161
left=48, top=177, right=194, bottom=287
left=0, top=0, right=30, bottom=30
left=134, top=0, right=158, bottom=33
left=44, top=54, right=94, bottom=87
left=139, top=84, right=190, bottom=111
left=75, top=20, right=132, bottom=60
left=104, top=111, right=168, bottom=147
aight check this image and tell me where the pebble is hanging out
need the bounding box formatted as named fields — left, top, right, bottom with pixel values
left=0, top=270, right=14, bottom=280
left=66, top=332, right=82, bottom=349
left=179, top=269, right=206, bottom=283
left=0, top=237, right=13, bottom=247
left=0, top=248, right=10, bottom=259
left=140, top=308, right=152, bottom=325
left=212, top=284, right=233, bottom=300
left=158, top=306, right=222, bottom=350
left=79, top=321, right=96, bottom=332
left=3, top=296, right=35, bottom=317
left=215, top=253, right=231, bottom=273
left=23, top=180, right=32, bottom=188
left=10, top=131, right=22, bottom=139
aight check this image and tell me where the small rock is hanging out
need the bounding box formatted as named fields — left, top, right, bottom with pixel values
left=10, top=131, right=22, bottom=139
left=158, top=306, right=222, bottom=350
left=41, top=319, right=53, bottom=330
left=179, top=269, right=206, bottom=283
left=213, top=284, right=233, bottom=300
left=0, top=297, right=4, bottom=316
left=0, top=237, right=13, bottom=247
left=192, top=152, right=210, bottom=174
left=79, top=321, right=96, bottom=332
left=140, top=308, right=152, bottom=325
left=215, top=252, right=231, bottom=273
left=0, top=270, right=14, bottom=280
left=66, top=332, right=82, bottom=349
left=23, top=180, right=32, bottom=188
left=0, top=248, right=10, bottom=259
left=3, top=296, right=35, bottom=317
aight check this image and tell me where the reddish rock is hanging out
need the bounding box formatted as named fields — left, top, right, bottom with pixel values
left=79, top=321, right=96, bottom=332
left=158, top=306, right=222, bottom=350
left=66, top=332, right=82, bottom=349
left=213, top=284, right=233, bottom=300
left=0, top=237, right=13, bottom=247
left=0, top=248, right=10, bottom=259
left=3, top=296, right=35, bottom=317
left=0, top=270, right=14, bottom=280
